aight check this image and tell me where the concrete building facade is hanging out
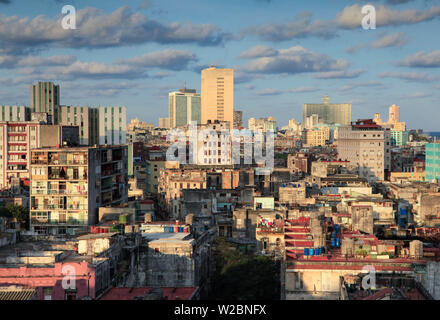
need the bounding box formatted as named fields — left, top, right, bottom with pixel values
left=0, top=105, right=30, bottom=122
left=303, top=96, right=352, bottom=126
left=169, top=89, right=201, bottom=128
left=30, top=82, right=60, bottom=124
left=337, top=120, right=391, bottom=181
left=0, top=122, right=79, bottom=191
left=201, top=66, right=234, bottom=126
left=30, top=145, right=128, bottom=235
left=426, top=142, right=440, bottom=182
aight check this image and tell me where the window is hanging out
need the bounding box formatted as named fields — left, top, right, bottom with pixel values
left=43, top=287, right=53, bottom=300
left=64, top=289, right=77, bottom=300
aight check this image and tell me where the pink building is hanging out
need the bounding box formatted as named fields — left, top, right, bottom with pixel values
left=0, top=122, right=41, bottom=190
left=0, top=260, right=108, bottom=300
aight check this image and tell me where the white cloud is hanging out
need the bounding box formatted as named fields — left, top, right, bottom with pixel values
left=255, top=88, right=283, bottom=96
left=398, top=50, right=440, bottom=67
left=337, top=4, right=440, bottom=29
left=339, top=81, right=384, bottom=92
left=239, top=45, right=278, bottom=59
left=0, top=6, right=229, bottom=51
left=242, top=45, right=350, bottom=75
left=314, top=70, right=365, bottom=79
left=371, top=32, right=408, bottom=48
left=119, top=49, right=197, bottom=70
left=379, top=71, right=439, bottom=82
left=288, top=87, right=319, bottom=93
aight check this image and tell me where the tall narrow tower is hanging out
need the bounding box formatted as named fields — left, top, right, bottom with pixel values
left=388, top=104, right=400, bottom=124
left=30, top=81, right=60, bottom=124
left=201, top=66, right=234, bottom=125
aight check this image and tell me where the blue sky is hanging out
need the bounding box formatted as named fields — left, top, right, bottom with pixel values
left=0, top=0, right=440, bottom=130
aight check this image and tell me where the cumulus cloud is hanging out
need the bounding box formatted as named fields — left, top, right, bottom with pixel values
left=337, top=4, right=440, bottom=29
left=288, top=87, right=320, bottom=93
left=234, top=71, right=263, bottom=84
left=0, top=48, right=198, bottom=81
left=0, top=54, right=18, bottom=68
left=242, top=46, right=350, bottom=75
left=379, top=71, right=439, bottom=82
left=346, top=32, right=408, bottom=54
left=118, top=49, right=197, bottom=71
left=239, top=45, right=278, bottom=59
left=371, top=32, right=408, bottom=48
left=0, top=6, right=229, bottom=52
left=313, top=70, right=365, bottom=79
left=255, top=88, right=283, bottom=96
left=45, top=61, right=148, bottom=80
left=17, top=55, right=77, bottom=67
left=242, top=12, right=336, bottom=41
left=241, top=4, right=440, bottom=42
left=339, top=81, right=384, bottom=92
left=398, top=50, right=440, bottom=67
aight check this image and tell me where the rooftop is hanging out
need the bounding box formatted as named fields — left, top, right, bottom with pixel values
left=99, top=287, right=197, bottom=300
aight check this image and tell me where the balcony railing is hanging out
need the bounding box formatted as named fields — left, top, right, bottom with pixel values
left=32, top=219, right=88, bottom=226
left=48, top=160, right=88, bottom=165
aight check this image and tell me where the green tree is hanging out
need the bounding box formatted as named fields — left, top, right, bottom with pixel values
left=0, top=206, right=11, bottom=218
left=211, top=238, right=280, bottom=300
left=5, top=204, right=29, bottom=229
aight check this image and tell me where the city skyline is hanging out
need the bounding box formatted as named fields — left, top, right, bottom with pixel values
left=0, top=0, right=439, bottom=130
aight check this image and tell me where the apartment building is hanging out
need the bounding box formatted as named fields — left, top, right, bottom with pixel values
left=58, top=106, right=99, bottom=145
left=98, top=106, right=127, bottom=145
left=146, top=159, right=166, bottom=195
left=337, top=119, right=391, bottom=181
left=30, top=81, right=60, bottom=124
left=29, top=145, right=128, bottom=235
left=302, top=126, right=330, bottom=147
left=0, top=122, right=79, bottom=191
left=0, top=105, right=30, bottom=122
left=59, top=106, right=126, bottom=146
left=390, top=129, right=409, bottom=147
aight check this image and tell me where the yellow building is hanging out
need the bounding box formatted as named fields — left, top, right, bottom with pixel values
left=303, top=127, right=330, bottom=147
left=201, top=66, right=234, bottom=126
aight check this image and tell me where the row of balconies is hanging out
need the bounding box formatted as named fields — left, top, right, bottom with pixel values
left=31, top=204, right=88, bottom=210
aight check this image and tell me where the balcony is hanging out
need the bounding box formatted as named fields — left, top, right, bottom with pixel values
left=48, top=160, right=88, bottom=166
left=256, top=225, right=284, bottom=234
left=47, top=173, right=88, bottom=181
left=43, top=220, right=88, bottom=226
left=31, top=218, right=49, bottom=225
left=47, top=189, right=88, bottom=195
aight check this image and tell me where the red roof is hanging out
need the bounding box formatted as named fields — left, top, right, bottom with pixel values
left=100, top=287, right=197, bottom=300
left=361, top=288, right=394, bottom=300
left=288, top=264, right=415, bottom=271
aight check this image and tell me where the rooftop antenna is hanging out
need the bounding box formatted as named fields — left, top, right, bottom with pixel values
left=184, top=81, right=186, bottom=91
